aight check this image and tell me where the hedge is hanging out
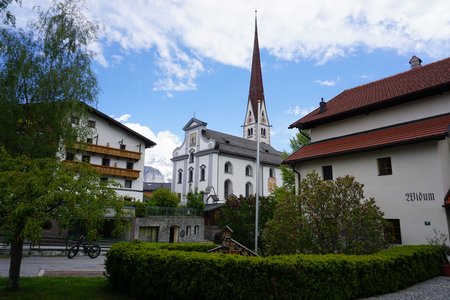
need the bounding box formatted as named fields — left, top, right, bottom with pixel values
left=105, top=242, right=442, bottom=300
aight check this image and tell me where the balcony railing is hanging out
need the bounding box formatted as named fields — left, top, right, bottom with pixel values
left=145, top=206, right=203, bottom=217
left=73, top=143, right=141, bottom=160
left=90, top=164, right=140, bottom=179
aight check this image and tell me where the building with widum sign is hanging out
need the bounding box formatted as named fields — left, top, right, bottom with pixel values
left=285, top=56, right=450, bottom=245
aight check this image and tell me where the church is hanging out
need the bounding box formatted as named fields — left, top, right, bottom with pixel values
left=171, top=17, right=282, bottom=205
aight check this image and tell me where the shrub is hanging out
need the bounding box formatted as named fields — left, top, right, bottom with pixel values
left=106, top=242, right=442, bottom=300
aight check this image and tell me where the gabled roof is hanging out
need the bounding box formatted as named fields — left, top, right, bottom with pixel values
left=285, top=114, right=450, bottom=163
left=248, top=14, right=265, bottom=121
left=183, top=118, right=208, bottom=131
left=88, top=105, right=156, bottom=148
left=203, top=129, right=282, bottom=166
left=289, top=57, right=450, bottom=129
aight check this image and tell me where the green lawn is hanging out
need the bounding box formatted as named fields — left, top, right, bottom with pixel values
left=0, top=277, right=132, bottom=300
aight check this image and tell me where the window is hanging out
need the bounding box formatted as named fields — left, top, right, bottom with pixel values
left=126, top=162, right=134, bottom=170
left=65, top=151, right=75, bottom=161
left=120, top=144, right=126, bottom=150
left=86, top=137, right=93, bottom=144
left=322, top=165, right=333, bottom=180
left=186, top=225, right=192, bottom=236
left=224, top=180, right=232, bottom=198
left=189, top=152, right=194, bottom=163
left=386, top=219, right=402, bottom=244
left=245, top=165, right=253, bottom=177
left=200, top=166, right=206, bottom=181
left=87, top=120, right=96, bottom=128
left=261, top=128, right=266, bottom=137
left=71, top=116, right=79, bottom=125
left=188, top=168, right=193, bottom=183
left=245, top=182, right=253, bottom=198
left=177, top=169, right=183, bottom=184
left=124, top=180, right=132, bottom=189
left=269, top=168, right=275, bottom=178
left=378, top=157, right=392, bottom=176
left=102, top=158, right=110, bottom=166
left=194, top=225, right=199, bottom=236
left=224, top=162, right=232, bottom=174
left=82, top=155, right=90, bottom=163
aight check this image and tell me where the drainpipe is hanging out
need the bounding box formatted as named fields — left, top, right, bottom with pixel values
left=291, top=165, right=301, bottom=195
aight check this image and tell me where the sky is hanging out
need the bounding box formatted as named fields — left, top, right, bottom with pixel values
left=9, top=0, right=450, bottom=181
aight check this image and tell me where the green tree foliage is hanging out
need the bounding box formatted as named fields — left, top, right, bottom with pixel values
left=263, top=172, right=390, bottom=255
left=216, top=195, right=276, bottom=251
left=0, top=0, right=114, bottom=290
left=148, top=189, right=179, bottom=208
left=279, top=130, right=310, bottom=192
left=0, top=0, right=99, bottom=159
left=0, top=148, right=124, bottom=289
left=186, top=188, right=205, bottom=210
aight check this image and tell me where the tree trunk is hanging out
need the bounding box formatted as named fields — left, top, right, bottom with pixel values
left=8, top=227, right=24, bottom=290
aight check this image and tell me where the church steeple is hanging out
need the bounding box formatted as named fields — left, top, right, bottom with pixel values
left=243, top=11, right=271, bottom=144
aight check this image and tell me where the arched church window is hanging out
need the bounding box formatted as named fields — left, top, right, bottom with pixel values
left=224, top=180, right=233, bottom=198
left=189, top=152, right=194, bottom=163
left=177, top=169, right=183, bottom=184
left=245, top=182, right=253, bottom=198
left=245, top=165, right=253, bottom=177
left=269, top=168, right=275, bottom=178
left=200, top=165, right=206, bottom=181
left=188, top=167, right=193, bottom=183
left=224, top=162, right=232, bottom=174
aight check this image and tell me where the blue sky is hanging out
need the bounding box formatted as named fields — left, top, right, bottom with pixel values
left=10, top=0, right=450, bottom=180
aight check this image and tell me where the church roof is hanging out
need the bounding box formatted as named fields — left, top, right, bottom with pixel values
left=248, top=14, right=265, bottom=120
left=202, top=129, right=282, bottom=166
left=285, top=113, right=450, bottom=163
left=289, top=57, right=450, bottom=129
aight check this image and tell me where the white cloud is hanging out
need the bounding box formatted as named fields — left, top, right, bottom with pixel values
left=315, top=79, right=336, bottom=86
left=115, top=118, right=181, bottom=182
left=11, top=0, right=450, bottom=92
left=287, top=106, right=315, bottom=116
left=114, top=114, right=131, bottom=122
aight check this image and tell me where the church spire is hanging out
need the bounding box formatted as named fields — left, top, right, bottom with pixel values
left=248, top=11, right=265, bottom=120
left=243, top=11, right=271, bottom=145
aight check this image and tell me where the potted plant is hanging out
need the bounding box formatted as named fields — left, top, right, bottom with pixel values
left=427, top=229, right=450, bottom=276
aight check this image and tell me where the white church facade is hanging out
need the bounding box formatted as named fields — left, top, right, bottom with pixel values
left=285, top=56, right=450, bottom=245
left=171, top=16, right=282, bottom=205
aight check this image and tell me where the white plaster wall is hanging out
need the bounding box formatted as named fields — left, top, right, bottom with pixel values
left=294, top=141, right=449, bottom=245
left=311, top=94, right=450, bottom=142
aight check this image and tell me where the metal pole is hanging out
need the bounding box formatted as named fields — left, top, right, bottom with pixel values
left=255, top=100, right=261, bottom=254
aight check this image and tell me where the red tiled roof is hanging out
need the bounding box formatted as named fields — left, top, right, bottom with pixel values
left=285, top=114, right=450, bottom=163
left=290, top=57, right=450, bottom=129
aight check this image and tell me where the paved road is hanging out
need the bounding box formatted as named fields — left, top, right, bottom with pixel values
left=2, top=256, right=450, bottom=299
left=0, top=255, right=106, bottom=277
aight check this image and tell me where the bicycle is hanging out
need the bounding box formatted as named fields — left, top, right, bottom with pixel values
left=67, top=236, right=101, bottom=259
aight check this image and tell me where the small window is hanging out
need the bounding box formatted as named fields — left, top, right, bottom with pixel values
left=194, top=225, right=199, bottom=236
left=322, top=165, right=333, bottom=180
left=378, top=157, right=392, bottom=176
left=224, top=162, right=232, bottom=174
left=86, top=138, right=93, bottom=144
left=100, top=177, right=108, bottom=182
left=224, top=180, right=232, bottom=198
left=126, top=162, right=133, bottom=170
left=245, top=182, right=253, bottom=198
left=120, top=144, right=126, bottom=150
left=177, top=169, right=183, bottom=184
left=386, top=219, right=402, bottom=244
left=87, top=120, right=96, bottom=128
left=261, top=128, right=266, bottom=137
left=102, top=158, right=110, bottom=167
left=71, top=116, right=79, bottom=125
left=246, top=165, right=253, bottom=177
left=189, top=152, right=194, bottom=164
left=124, top=180, right=132, bottom=189
left=65, top=151, right=75, bottom=161
left=269, top=168, right=275, bottom=178
left=82, top=155, right=90, bottom=163
left=200, top=166, right=206, bottom=181
left=186, top=225, right=192, bottom=237
left=188, top=168, right=193, bottom=183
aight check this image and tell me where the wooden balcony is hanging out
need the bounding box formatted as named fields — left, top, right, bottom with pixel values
left=90, top=164, right=140, bottom=179
left=73, top=143, right=141, bottom=160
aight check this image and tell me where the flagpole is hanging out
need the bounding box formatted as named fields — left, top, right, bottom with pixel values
left=255, top=99, right=261, bottom=254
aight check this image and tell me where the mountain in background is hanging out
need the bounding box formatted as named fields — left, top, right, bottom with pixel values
left=144, top=166, right=165, bottom=183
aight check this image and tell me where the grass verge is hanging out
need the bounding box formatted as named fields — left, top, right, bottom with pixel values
left=0, top=277, right=132, bottom=300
